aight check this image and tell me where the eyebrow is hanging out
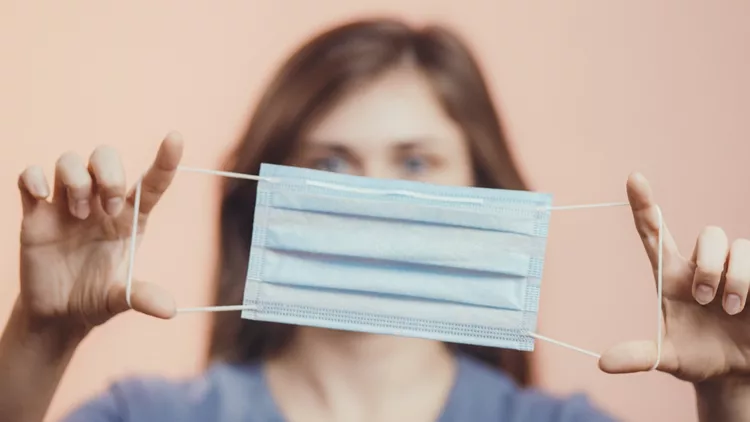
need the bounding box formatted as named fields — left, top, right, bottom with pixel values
left=300, top=143, right=360, bottom=165
left=306, top=138, right=430, bottom=151
left=303, top=143, right=353, bottom=155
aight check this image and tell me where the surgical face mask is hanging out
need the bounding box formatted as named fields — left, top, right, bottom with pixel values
left=245, top=163, right=550, bottom=351
left=126, top=162, right=664, bottom=364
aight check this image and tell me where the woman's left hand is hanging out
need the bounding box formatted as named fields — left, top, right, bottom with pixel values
left=600, top=173, right=750, bottom=386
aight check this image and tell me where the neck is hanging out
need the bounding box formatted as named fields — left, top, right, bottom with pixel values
left=266, top=328, right=456, bottom=422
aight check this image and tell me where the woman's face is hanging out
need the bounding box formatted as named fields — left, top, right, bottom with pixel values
left=293, top=65, right=475, bottom=187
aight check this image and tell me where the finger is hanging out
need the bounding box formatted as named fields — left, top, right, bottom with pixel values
left=690, top=226, right=729, bottom=305
left=599, top=339, right=678, bottom=374
left=722, top=238, right=750, bottom=315
left=88, top=145, right=126, bottom=216
left=128, top=131, right=184, bottom=215
left=18, top=165, right=50, bottom=214
left=106, top=280, right=176, bottom=319
left=627, top=173, right=681, bottom=271
left=54, top=152, right=94, bottom=219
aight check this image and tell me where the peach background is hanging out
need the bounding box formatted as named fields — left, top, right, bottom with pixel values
left=2, top=1, right=749, bottom=421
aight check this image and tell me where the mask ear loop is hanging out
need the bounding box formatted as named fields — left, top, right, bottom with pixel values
left=124, top=174, right=141, bottom=310
left=124, top=166, right=270, bottom=313
left=124, top=166, right=664, bottom=371
left=527, top=203, right=664, bottom=371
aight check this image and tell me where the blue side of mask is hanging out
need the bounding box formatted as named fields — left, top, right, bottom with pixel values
left=241, top=163, right=552, bottom=351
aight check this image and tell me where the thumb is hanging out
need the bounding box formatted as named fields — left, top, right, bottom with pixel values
left=599, top=339, right=676, bottom=374
left=107, top=280, right=176, bottom=319
left=626, top=173, right=681, bottom=272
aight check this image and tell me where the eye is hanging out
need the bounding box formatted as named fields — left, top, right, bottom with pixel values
left=402, top=154, right=430, bottom=175
left=313, top=155, right=350, bottom=173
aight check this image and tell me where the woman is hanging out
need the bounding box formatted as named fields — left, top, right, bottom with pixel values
left=2, top=17, right=749, bottom=422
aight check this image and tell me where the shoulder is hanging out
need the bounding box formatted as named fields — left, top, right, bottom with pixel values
left=443, top=354, right=619, bottom=422
left=62, top=361, right=274, bottom=422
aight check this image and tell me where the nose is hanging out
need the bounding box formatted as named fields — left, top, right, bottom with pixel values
left=360, top=159, right=401, bottom=181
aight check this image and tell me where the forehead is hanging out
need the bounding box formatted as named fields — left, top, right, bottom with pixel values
left=306, top=66, right=465, bottom=147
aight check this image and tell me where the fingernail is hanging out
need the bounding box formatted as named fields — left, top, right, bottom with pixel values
left=34, top=182, right=49, bottom=198
left=695, top=284, right=715, bottom=305
left=106, top=198, right=123, bottom=216
left=74, top=200, right=90, bottom=219
left=725, top=294, right=742, bottom=315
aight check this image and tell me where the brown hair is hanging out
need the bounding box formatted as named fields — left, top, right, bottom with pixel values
left=207, top=17, right=533, bottom=386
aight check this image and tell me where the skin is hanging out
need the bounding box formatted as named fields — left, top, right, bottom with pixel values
left=1, top=65, right=750, bottom=422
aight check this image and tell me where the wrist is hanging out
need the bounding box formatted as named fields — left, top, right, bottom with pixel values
left=696, top=376, right=750, bottom=395
left=695, top=377, right=750, bottom=421
left=0, top=297, right=86, bottom=422
left=10, top=297, right=88, bottom=358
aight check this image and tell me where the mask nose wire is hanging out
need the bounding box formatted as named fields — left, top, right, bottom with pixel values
left=124, top=166, right=664, bottom=371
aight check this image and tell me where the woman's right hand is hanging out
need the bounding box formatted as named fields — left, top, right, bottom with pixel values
left=16, top=132, right=184, bottom=335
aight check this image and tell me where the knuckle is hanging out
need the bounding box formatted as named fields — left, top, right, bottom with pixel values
left=96, top=177, right=118, bottom=189
left=636, top=222, right=657, bottom=245
left=725, top=271, right=750, bottom=287
left=68, top=181, right=91, bottom=192
left=66, top=175, right=92, bottom=191
left=695, top=264, right=723, bottom=282
left=140, top=182, right=163, bottom=199
left=97, top=178, right=125, bottom=195
left=144, top=173, right=171, bottom=194
left=638, top=223, right=655, bottom=238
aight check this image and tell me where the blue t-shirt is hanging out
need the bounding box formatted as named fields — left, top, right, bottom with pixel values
left=62, top=354, right=618, bottom=422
